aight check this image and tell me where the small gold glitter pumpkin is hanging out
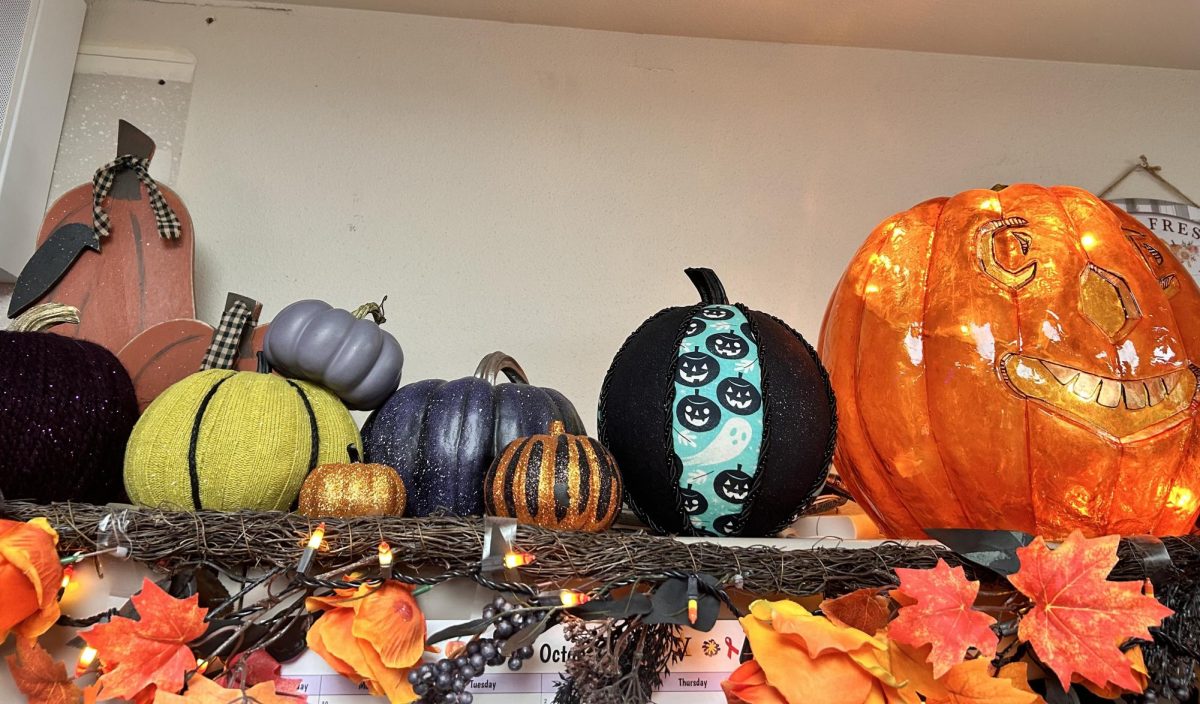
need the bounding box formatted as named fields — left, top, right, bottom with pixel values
left=484, top=421, right=623, bottom=532
left=298, top=445, right=407, bottom=518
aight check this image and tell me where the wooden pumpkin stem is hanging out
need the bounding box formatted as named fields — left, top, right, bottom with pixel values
left=684, top=268, right=730, bottom=305
left=351, top=296, right=388, bottom=324
left=6, top=302, right=80, bottom=332
left=474, top=352, right=530, bottom=384
left=347, top=444, right=360, bottom=463
left=549, top=421, right=566, bottom=436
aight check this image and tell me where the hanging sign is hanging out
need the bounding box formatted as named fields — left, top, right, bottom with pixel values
left=1108, top=198, right=1200, bottom=283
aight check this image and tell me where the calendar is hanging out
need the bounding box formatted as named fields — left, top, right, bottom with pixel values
left=280, top=619, right=746, bottom=703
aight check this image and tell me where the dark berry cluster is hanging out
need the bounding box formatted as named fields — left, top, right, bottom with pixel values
left=408, top=596, right=540, bottom=704
left=1139, top=582, right=1200, bottom=704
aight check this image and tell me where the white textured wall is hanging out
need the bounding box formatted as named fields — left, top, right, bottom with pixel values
left=70, top=0, right=1200, bottom=427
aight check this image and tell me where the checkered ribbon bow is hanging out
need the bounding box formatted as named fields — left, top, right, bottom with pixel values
left=92, top=154, right=182, bottom=240
left=200, top=301, right=252, bottom=371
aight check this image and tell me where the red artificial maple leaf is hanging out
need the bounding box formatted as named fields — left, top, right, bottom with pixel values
left=1009, top=531, right=1173, bottom=692
left=5, top=638, right=84, bottom=704
left=889, top=559, right=998, bottom=677
left=218, top=650, right=304, bottom=701
left=81, top=578, right=209, bottom=700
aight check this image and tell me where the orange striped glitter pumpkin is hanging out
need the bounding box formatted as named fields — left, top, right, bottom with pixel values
left=484, top=421, right=623, bottom=532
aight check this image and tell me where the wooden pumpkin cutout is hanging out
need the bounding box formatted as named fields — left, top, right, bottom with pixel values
left=30, top=120, right=195, bottom=352
left=118, top=293, right=269, bottom=411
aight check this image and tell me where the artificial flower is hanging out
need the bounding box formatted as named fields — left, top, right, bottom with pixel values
left=306, top=581, right=425, bottom=703
left=0, top=517, right=63, bottom=643
left=728, top=599, right=917, bottom=704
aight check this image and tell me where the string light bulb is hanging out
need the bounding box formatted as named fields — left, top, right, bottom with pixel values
left=194, top=658, right=209, bottom=675
left=307, top=523, right=326, bottom=550
left=559, top=589, right=590, bottom=608
left=76, top=646, right=98, bottom=675
left=686, top=575, right=700, bottom=625
left=503, top=551, right=534, bottom=569
left=297, top=522, right=326, bottom=575
left=60, top=565, right=74, bottom=592
left=378, top=541, right=394, bottom=579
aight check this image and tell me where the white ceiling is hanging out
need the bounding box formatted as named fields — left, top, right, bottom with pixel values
left=273, top=0, right=1200, bottom=70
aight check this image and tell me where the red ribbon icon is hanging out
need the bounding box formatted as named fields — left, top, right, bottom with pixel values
left=725, top=636, right=740, bottom=659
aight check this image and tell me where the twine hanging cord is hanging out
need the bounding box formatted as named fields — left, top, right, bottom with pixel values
left=92, top=154, right=182, bottom=239
left=1098, top=155, right=1199, bottom=208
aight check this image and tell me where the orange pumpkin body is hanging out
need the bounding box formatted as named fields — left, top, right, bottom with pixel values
left=820, top=184, right=1200, bottom=539
left=485, top=422, right=623, bottom=532
left=298, top=460, right=407, bottom=518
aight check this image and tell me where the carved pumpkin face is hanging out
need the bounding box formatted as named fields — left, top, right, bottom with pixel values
left=820, top=184, right=1200, bottom=539
left=707, top=333, right=749, bottom=359
left=715, top=466, right=753, bottom=503
left=680, top=484, right=708, bottom=515
left=676, top=350, right=720, bottom=387
left=677, top=391, right=722, bottom=432
left=717, top=375, right=762, bottom=415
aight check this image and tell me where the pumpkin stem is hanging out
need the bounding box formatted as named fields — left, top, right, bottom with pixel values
left=549, top=421, right=566, bottom=436
left=991, top=184, right=1009, bottom=191
left=684, top=268, right=729, bottom=305
left=351, top=297, right=388, bottom=324
left=347, top=444, right=360, bottom=463
left=474, top=352, right=530, bottom=384
left=6, top=302, right=80, bottom=333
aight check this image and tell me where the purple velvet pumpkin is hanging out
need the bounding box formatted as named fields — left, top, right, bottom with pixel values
left=362, top=352, right=585, bottom=516
left=263, top=299, right=404, bottom=410
left=0, top=303, right=138, bottom=503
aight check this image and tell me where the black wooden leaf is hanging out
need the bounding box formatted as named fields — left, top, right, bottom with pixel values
left=266, top=613, right=314, bottom=662
left=568, top=593, right=653, bottom=621
left=501, top=616, right=552, bottom=657
left=194, top=566, right=232, bottom=610
left=427, top=616, right=493, bottom=645
left=925, top=528, right=1034, bottom=576
left=643, top=575, right=720, bottom=631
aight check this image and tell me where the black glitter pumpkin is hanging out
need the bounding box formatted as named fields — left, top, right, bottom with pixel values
left=598, top=268, right=836, bottom=537
left=0, top=304, right=138, bottom=503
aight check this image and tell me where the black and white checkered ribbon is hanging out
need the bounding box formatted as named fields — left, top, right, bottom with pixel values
left=92, top=154, right=182, bottom=240
left=200, top=301, right=252, bottom=371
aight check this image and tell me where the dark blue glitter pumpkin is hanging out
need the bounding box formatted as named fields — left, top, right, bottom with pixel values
left=0, top=304, right=138, bottom=503
left=362, top=352, right=585, bottom=516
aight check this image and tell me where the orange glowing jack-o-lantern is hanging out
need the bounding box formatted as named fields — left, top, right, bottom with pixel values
left=819, top=184, right=1200, bottom=539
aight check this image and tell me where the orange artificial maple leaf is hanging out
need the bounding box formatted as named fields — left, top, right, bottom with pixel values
left=925, top=658, right=1041, bottom=704
left=5, top=637, right=84, bottom=704
left=821, top=588, right=892, bottom=635
left=889, top=559, right=998, bottom=677
left=1009, top=531, right=1172, bottom=692
left=81, top=578, right=209, bottom=700
left=152, top=675, right=299, bottom=703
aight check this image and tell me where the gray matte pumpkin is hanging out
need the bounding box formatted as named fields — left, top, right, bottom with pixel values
left=263, top=299, right=404, bottom=410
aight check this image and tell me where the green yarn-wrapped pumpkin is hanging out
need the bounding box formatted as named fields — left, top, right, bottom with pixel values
left=124, top=368, right=360, bottom=511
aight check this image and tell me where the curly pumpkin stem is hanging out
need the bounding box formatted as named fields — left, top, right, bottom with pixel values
left=351, top=296, right=388, bottom=324
left=6, top=302, right=80, bottom=333
left=474, top=351, right=530, bottom=385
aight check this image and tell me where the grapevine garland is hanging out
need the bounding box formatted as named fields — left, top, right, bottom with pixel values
left=2, top=501, right=1200, bottom=703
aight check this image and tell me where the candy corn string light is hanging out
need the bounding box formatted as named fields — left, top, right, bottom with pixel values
left=194, top=658, right=209, bottom=675
left=76, top=647, right=98, bottom=676
left=297, top=522, right=325, bottom=574
left=377, top=541, right=394, bottom=579
left=504, top=551, right=534, bottom=569
left=60, top=565, right=74, bottom=591
left=559, top=589, right=589, bottom=608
